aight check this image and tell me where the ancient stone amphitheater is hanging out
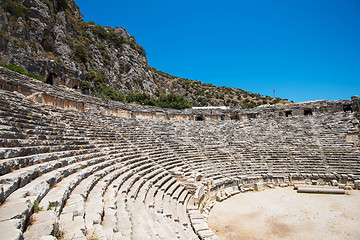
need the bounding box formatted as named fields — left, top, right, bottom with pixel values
left=0, top=66, right=359, bottom=240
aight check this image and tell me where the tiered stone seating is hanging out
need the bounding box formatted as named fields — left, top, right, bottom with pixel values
left=0, top=90, right=199, bottom=239
left=0, top=80, right=359, bottom=240
left=143, top=112, right=360, bottom=180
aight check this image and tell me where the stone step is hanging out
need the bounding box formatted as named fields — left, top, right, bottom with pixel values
left=0, top=150, right=120, bottom=204
left=21, top=154, right=130, bottom=235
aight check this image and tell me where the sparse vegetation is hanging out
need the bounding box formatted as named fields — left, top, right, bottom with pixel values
left=79, top=69, right=192, bottom=109
left=2, top=0, right=29, bottom=19
left=56, top=0, right=71, bottom=12
left=86, top=22, right=146, bottom=56
left=150, top=70, right=288, bottom=109
left=3, top=63, right=44, bottom=81
left=52, top=222, right=64, bottom=240
left=0, top=0, right=289, bottom=109
left=72, top=43, right=88, bottom=63
left=47, top=201, right=59, bottom=211
left=33, top=200, right=43, bottom=213
left=47, top=201, right=52, bottom=211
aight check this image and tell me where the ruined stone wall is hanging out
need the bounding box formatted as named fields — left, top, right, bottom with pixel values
left=0, top=67, right=358, bottom=122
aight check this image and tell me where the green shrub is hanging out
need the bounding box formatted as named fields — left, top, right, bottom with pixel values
left=5, top=64, right=43, bottom=81
left=90, top=24, right=107, bottom=39
left=5, top=64, right=27, bottom=75
left=33, top=200, right=43, bottom=213
left=126, top=92, right=150, bottom=104
left=144, top=99, right=156, bottom=106
left=80, top=80, right=91, bottom=93
left=157, top=93, right=192, bottom=109
left=136, top=45, right=146, bottom=56
left=52, top=222, right=64, bottom=240
left=26, top=72, right=44, bottom=81
left=3, top=0, right=29, bottom=19
left=86, top=70, right=107, bottom=87
left=102, top=54, right=111, bottom=66
left=101, top=87, right=124, bottom=101
left=73, top=44, right=88, bottom=63
left=0, top=58, right=6, bottom=67
left=44, top=1, right=54, bottom=11
left=97, top=44, right=106, bottom=52
left=108, top=32, right=126, bottom=48
left=56, top=0, right=70, bottom=12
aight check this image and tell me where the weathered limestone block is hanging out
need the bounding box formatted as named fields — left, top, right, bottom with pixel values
left=255, top=182, right=264, bottom=191
left=198, top=229, right=220, bottom=240
left=0, top=219, right=23, bottom=240
left=192, top=221, right=210, bottom=234
left=38, top=236, right=57, bottom=240
left=330, top=180, right=339, bottom=186
left=293, top=184, right=339, bottom=190
left=23, top=211, right=58, bottom=239
left=0, top=199, right=33, bottom=226
left=297, top=187, right=345, bottom=194
left=61, top=215, right=86, bottom=240
left=354, top=180, right=360, bottom=190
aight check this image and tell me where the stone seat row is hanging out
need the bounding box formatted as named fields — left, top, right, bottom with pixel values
left=0, top=148, right=141, bottom=239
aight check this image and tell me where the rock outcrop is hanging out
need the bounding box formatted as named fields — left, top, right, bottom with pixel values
left=0, top=0, right=157, bottom=93
left=0, top=0, right=287, bottom=108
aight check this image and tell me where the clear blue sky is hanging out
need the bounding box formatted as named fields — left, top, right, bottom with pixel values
left=76, top=0, right=360, bottom=103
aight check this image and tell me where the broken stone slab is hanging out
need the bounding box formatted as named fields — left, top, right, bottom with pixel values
left=198, top=229, right=220, bottom=240
left=354, top=180, right=360, bottom=190
left=0, top=219, right=24, bottom=240
left=202, top=235, right=221, bottom=240
left=0, top=178, right=51, bottom=224
left=23, top=211, right=58, bottom=239
left=61, top=215, right=86, bottom=240
left=330, top=180, right=339, bottom=186
left=297, top=186, right=345, bottom=194
left=0, top=198, right=33, bottom=230
left=188, top=211, right=204, bottom=220
left=192, top=221, right=210, bottom=234
left=62, top=196, right=85, bottom=217
left=86, top=224, right=107, bottom=240
left=293, top=184, right=339, bottom=190
left=224, top=187, right=233, bottom=197
left=255, top=182, right=264, bottom=191
left=38, top=235, right=57, bottom=240
left=215, top=192, right=223, bottom=202
left=85, top=201, right=104, bottom=226
left=279, top=183, right=289, bottom=187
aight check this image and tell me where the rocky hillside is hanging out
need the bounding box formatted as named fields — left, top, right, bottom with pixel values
left=0, top=0, right=289, bottom=108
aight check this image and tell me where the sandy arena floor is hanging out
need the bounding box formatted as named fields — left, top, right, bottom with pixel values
left=208, top=187, right=360, bottom=240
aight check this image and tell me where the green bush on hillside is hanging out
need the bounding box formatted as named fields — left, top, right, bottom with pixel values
left=86, top=70, right=107, bottom=87
left=73, top=44, right=88, bottom=63
left=56, top=0, right=71, bottom=12
left=2, top=0, right=29, bottom=19
left=101, top=87, right=125, bottom=102
left=4, top=64, right=43, bottom=81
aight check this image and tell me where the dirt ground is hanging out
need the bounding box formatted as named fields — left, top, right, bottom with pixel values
left=208, top=187, right=360, bottom=240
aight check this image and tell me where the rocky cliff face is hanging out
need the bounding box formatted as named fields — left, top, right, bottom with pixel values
left=0, top=0, right=158, bottom=93
left=0, top=0, right=288, bottom=108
